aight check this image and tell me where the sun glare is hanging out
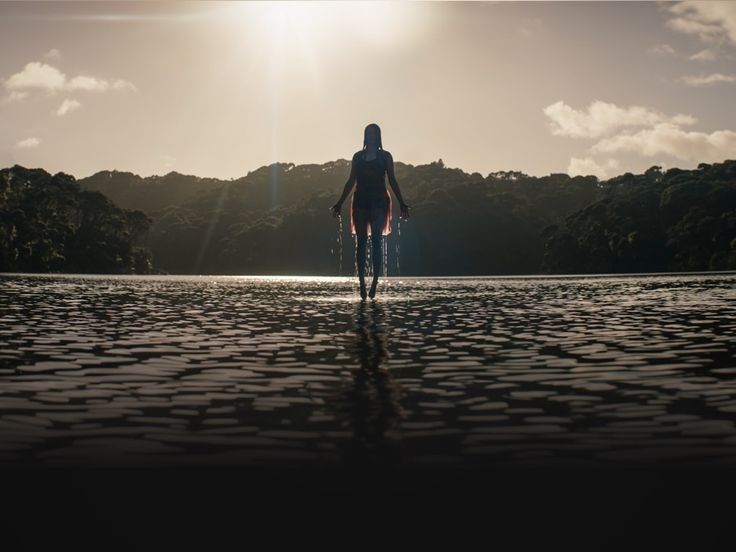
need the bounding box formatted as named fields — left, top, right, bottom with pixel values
left=219, top=1, right=337, bottom=46
left=185, top=0, right=438, bottom=185
left=215, top=1, right=432, bottom=54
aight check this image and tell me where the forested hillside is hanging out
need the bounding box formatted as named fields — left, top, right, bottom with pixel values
left=3, top=158, right=734, bottom=276
left=542, top=162, right=736, bottom=273
left=0, top=166, right=153, bottom=274
left=78, top=158, right=603, bottom=275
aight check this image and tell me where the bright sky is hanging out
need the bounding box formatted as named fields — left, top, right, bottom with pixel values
left=1, top=1, right=735, bottom=180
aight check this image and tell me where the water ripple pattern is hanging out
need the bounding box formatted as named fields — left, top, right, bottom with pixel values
left=1, top=272, right=735, bottom=468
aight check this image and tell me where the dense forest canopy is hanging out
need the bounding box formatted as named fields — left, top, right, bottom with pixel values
left=2, top=159, right=734, bottom=275
left=0, top=166, right=152, bottom=274
left=542, top=162, right=736, bottom=273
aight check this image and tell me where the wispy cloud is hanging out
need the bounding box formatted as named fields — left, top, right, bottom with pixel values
left=666, top=1, right=736, bottom=46
left=43, top=48, right=61, bottom=59
left=689, top=47, right=718, bottom=61
left=56, top=98, right=81, bottom=116
left=648, top=43, right=676, bottom=56
left=543, top=100, right=696, bottom=139
left=66, top=75, right=137, bottom=92
left=682, top=72, right=736, bottom=86
left=567, top=157, right=620, bottom=179
left=0, top=90, right=28, bottom=104
left=16, top=137, right=40, bottom=148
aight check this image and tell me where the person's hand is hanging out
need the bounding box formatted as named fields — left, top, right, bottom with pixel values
left=331, top=202, right=342, bottom=218
left=400, top=202, right=410, bottom=220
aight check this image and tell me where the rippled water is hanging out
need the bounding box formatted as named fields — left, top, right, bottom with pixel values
left=1, top=272, right=735, bottom=468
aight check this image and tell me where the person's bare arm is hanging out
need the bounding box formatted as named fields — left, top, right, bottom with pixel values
left=334, top=154, right=357, bottom=207
left=385, top=151, right=406, bottom=205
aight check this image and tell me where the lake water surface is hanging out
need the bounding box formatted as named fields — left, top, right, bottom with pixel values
left=1, top=272, right=735, bottom=468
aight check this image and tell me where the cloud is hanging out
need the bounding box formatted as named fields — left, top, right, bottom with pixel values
left=666, top=1, right=736, bottom=46
left=0, top=90, right=28, bottom=104
left=44, top=48, right=61, bottom=59
left=548, top=97, right=736, bottom=166
left=112, top=79, right=137, bottom=91
left=543, top=100, right=696, bottom=139
left=648, top=43, right=676, bottom=55
left=681, top=72, right=736, bottom=86
left=567, top=157, right=620, bottom=179
left=161, top=154, right=177, bottom=171
left=16, top=137, right=40, bottom=148
left=67, top=75, right=137, bottom=92
left=2, top=61, right=136, bottom=95
left=590, top=122, right=736, bottom=162
left=667, top=16, right=724, bottom=43
left=66, top=75, right=110, bottom=92
left=57, top=98, right=81, bottom=116
left=4, top=62, right=66, bottom=93
left=689, top=47, right=718, bottom=60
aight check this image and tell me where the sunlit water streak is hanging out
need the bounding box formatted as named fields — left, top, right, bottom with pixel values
left=0, top=272, right=735, bottom=468
left=335, top=212, right=343, bottom=276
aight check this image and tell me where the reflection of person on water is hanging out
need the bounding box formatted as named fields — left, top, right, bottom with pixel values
left=329, top=301, right=405, bottom=468
left=331, top=124, right=410, bottom=300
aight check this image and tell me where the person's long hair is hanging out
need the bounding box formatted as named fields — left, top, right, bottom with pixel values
left=362, top=123, right=383, bottom=151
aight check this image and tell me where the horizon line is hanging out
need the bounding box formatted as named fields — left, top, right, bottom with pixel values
left=5, top=158, right=735, bottom=184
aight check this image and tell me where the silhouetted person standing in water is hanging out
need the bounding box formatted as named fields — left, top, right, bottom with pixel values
left=331, top=124, right=410, bottom=299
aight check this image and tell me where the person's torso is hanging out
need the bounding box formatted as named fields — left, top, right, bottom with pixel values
left=355, top=150, right=387, bottom=197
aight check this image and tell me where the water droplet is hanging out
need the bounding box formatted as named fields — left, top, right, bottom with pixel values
left=396, top=219, right=401, bottom=277
left=335, top=214, right=343, bottom=276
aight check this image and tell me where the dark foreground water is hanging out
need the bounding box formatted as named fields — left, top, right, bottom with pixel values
left=1, top=272, right=735, bottom=468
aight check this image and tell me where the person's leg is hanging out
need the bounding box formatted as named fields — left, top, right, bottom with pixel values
left=354, top=207, right=369, bottom=299
left=368, top=205, right=388, bottom=298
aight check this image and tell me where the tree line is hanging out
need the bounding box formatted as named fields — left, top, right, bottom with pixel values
left=2, top=158, right=734, bottom=275
left=0, top=165, right=153, bottom=274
